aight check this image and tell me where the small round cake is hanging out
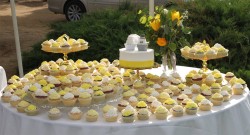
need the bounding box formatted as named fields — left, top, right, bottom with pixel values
left=119, top=48, right=154, bottom=69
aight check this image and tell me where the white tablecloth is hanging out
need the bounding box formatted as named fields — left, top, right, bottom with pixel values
left=0, top=66, right=7, bottom=90
left=0, top=66, right=250, bottom=135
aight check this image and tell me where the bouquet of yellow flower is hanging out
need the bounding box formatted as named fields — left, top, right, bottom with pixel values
left=138, top=6, right=190, bottom=71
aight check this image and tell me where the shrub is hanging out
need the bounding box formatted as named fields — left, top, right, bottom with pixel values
left=22, top=0, right=250, bottom=86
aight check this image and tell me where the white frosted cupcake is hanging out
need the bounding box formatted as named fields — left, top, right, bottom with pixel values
left=220, top=90, right=231, bottom=101
left=68, top=107, right=82, bottom=120
left=62, top=93, right=77, bottom=107
left=9, top=95, right=21, bottom=107
left=232, top=83, right=244, bottom=95
left=137, top=108, right=150, bottom=120
left=198, top=99, right=213, bottom=111
left=104, top=108, right=118, bottom=122
left=48, top=108, right=61, bottom=120
left=171, top=105, right=184, bottom=117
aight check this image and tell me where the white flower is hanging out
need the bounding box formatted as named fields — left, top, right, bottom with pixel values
left=163, top=9, right=168, bottom=15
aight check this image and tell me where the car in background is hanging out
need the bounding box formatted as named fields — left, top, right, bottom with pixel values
left=47, top=0, right=168, bottom=21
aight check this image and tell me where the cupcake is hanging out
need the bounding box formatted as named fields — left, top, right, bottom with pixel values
left=163, top=89, right=174, bottom=97
left=178, top=83, right=187, bottom=92
left=155, top=105, right=168, bottom=120
left=198, top=99, right=213, bottom=111
left=190, top=84, right=201, bottom=94
left=236, top=78, right=247, bottom=89
left=162, top=81, right=171, bottom=89
left=122, top=90, right=135, bottom=100
left=201, top=89, right=212, bottom=99
left=177, top=94, right=189, bottom=104
left=102, top=104, right=116, bottom=115
left=211, top=83, right=221, bottom=93
left=171, top=72, right=181, bottom=80
left=25, top=104, right=39, bottom=116
left=146, top=96, right=157, bottom=105
left=150, top=90, right=160, bottom=98
left=93, top=91, right=105, bottom=103
left=104, top=108, right=118, bottom=122
left=133, top=80, right=145, bottom=93
left=153, top=84, right=163, bottom=93
left=48, top=92, right=61, bottom=106
left=221, top=85, right=232, bottom=95
left=1, top=91, right=12, bottom=103
left=150, top=100, right=162, bottom=113
left=194, top=94, right=206, bottom=104
left=211, top=93, right=224, bottom=106
left=158, top=92, right=170, bottom=103
left=102, top=85, right=114, bottom=98
left=146, top=80, right=155, bottom=87
left=168, top=85, right=180, bottom=96
left=33, top=89, right=48, bottom=104
left=137, top=94, right=148, bottom=102
left=48, top=108, right=61, bottom=120
left=206, top=49, right=216, bottom=59
left=220, top=90, right=231, bottom=101
left=68, top=107, right=83, bottom=120
left=118, top=100, right=129, bottom=112
left=163, top=98, right=177, bottom=110
left=232, top=83, right=244, bottom=95
left=192, top=74, right=203, bottom=86
left=128, top=96, right=138, bottom=107
left=182, top=87, right=193, bottom=98
left=136, top=101, right=148, bottom=110
left=225, top=72, right=235, bottom=82
left=78, top=92, right=92, bottom=106
left=9, top=95, right=21, bottom=107
left=205, top=74, right=215, bottom=86
left=137, top=108, right=150, bottom=120
left=181, top=98, right=193, bottom=107
left=195, top=49, right=205, bottom=59
left=62, top=93, right=77, bottom=107
left=171, top=78, right=182, bottom=86
left=214, top=73, right=223, bottom=84
left=185, top=73, right=194, bottom=86
left=86, top=109, right=99, bottom=122
left=171, top=105, right=184, bottom=117
left=16, top=100, right=30, bottom=113
left=185, top=102, right=198, bottom=115
left=121, top=107, right=135, bottom=123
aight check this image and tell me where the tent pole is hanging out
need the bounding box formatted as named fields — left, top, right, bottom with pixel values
left=10, top=0, right=24, bottom=77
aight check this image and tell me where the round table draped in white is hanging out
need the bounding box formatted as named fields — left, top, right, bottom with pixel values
left=0, top=66, right=250, bottom=135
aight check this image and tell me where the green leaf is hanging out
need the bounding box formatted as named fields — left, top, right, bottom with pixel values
left=168, top=43, right=177, bottom=51
left=182, top=27, right=191, bottom=34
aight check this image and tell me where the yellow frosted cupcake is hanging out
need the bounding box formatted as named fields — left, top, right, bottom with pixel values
left=236, top=78, right=247, bottom=89
left=214, top=73, right=223, bottom=84
left=185, top=73, right=194, bottom=86
left=137, top=94, right=148, bottom=102
left=136, top=101, right=148, bottom=110
left=225, top=72, right=235, bottom=82
left=78, top=92, right=92, bottom=106
left=16, top=100, right=30, bottom=113
left=48, top=92, right=61, bottom=106
left=102, top=104, right=116, bottom=115
left=163, top=98, right=177, bottom=110
left=155, top=105, right=168, bottom=120
left=93, top=91, right=105, bottom=103
left=168, top=85, right=180, bottom=96
left=150, top=100, right=162, bottom=113
left=158, top=92, right=170, bottom=103
left=122, top=90, right=135, bottom=100
left=122, top=107, right=135, bottom=123
left=211, top=83, right=221, bottom=93
left=25, top=104, right=39, bottom=116
left=86, top=109, right=99, bottom=122
left=194, top=94, right=206, bottom=104
left=211, top=93, right=223, bottom=106
left=185, top=102, right=198, bottom=115
left=68, top=107, right=83, bottom=120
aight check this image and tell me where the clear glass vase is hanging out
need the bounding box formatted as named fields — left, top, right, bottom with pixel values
left=162, top=50, right=177, bottom=74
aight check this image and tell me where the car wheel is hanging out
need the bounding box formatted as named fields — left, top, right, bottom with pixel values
left=64, top=0, right=86, bottom=21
